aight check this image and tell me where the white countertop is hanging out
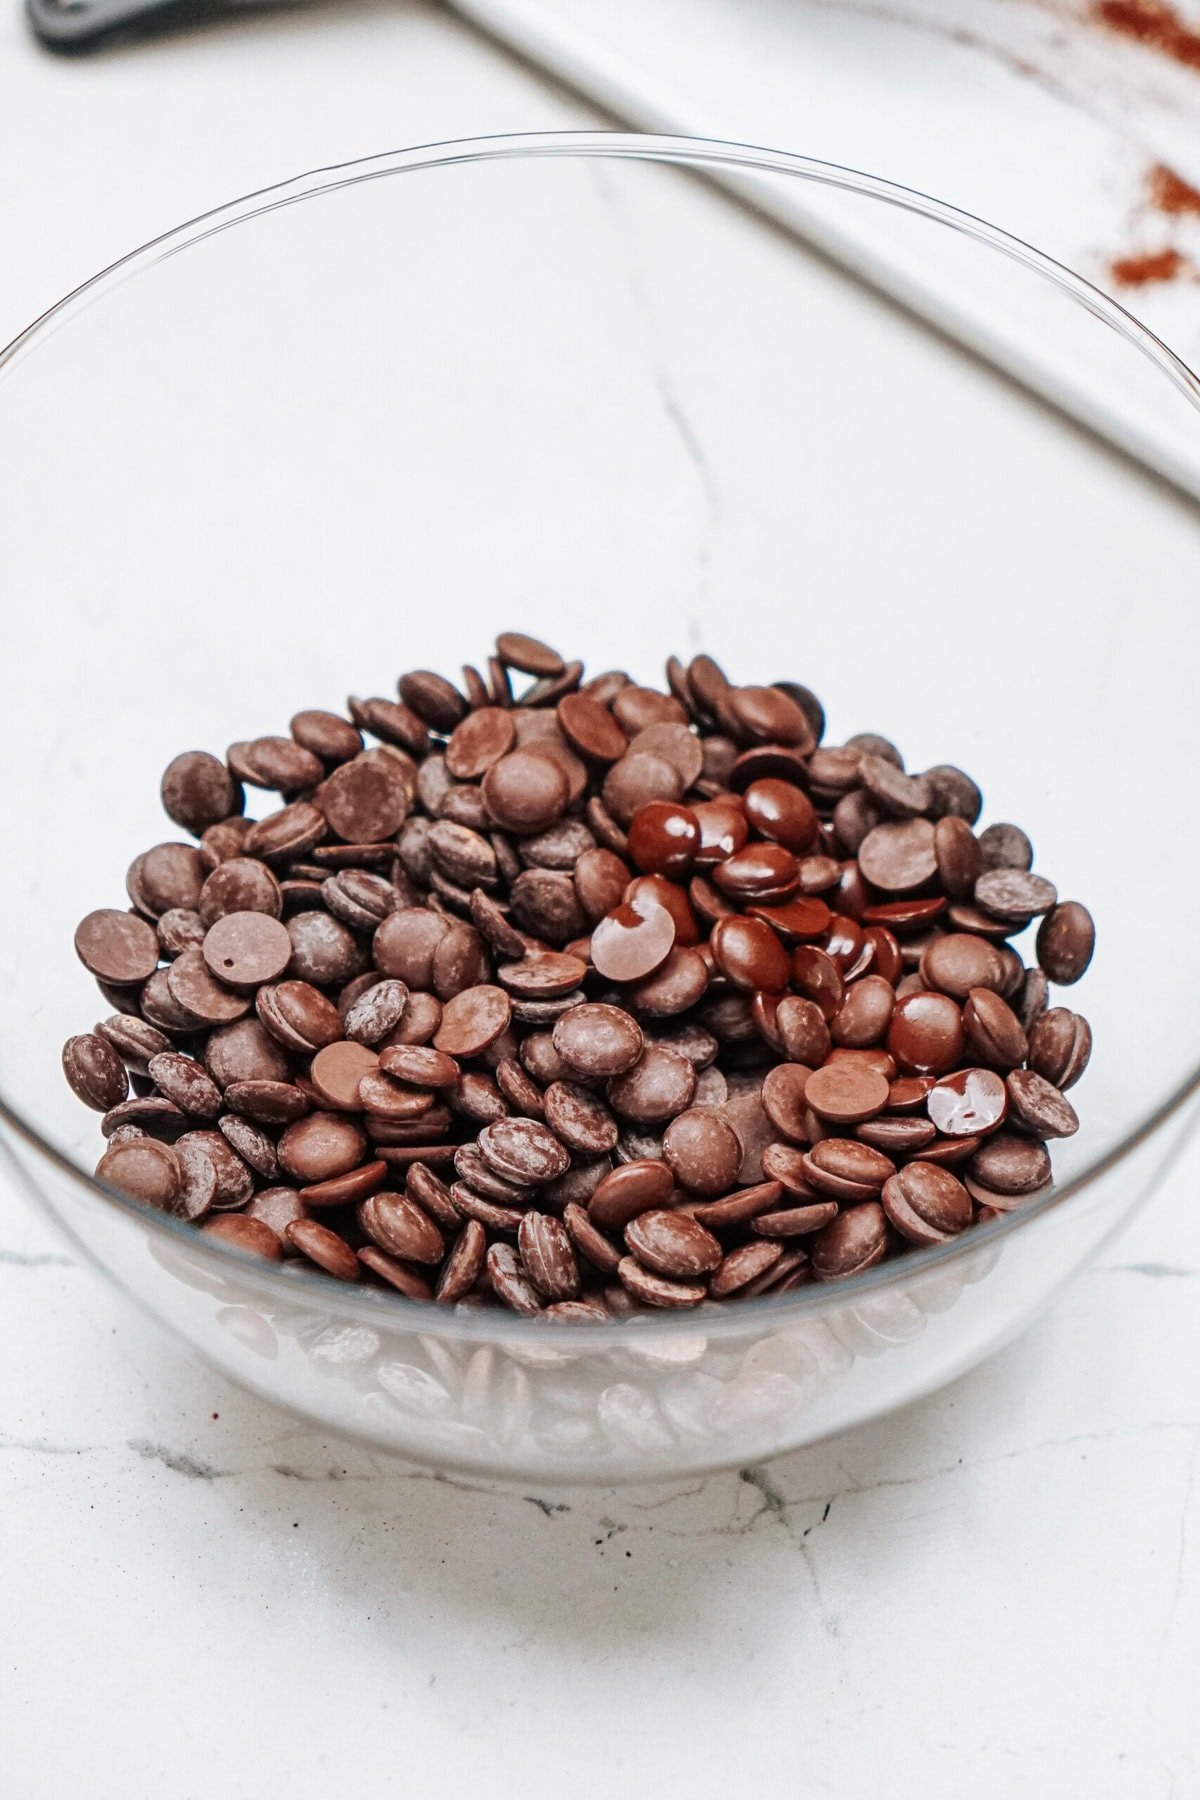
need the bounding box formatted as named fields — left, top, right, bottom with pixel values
left=0, top=7, right=1197, bottom=1796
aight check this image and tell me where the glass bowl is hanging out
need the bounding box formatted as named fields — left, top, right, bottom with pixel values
left=1, top=132, right=1198, bottom=1485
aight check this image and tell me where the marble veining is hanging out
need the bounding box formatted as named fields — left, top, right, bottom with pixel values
left=590, top=160, right=723, bottom=627
left=0, top=5, right=1197, bottom=1793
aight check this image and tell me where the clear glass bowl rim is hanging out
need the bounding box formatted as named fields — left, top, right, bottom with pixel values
left=3, top=126, right=1198, bottom=1343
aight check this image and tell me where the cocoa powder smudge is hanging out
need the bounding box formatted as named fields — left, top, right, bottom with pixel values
left=1091, top=0, right=1200, bottom=71
left=1109, top=247, right=1188, bottom=285
left=1148, top=163, right=1200, bottom=216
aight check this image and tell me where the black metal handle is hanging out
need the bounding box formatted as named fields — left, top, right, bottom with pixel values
left=27, top=0, right=232, bottom=50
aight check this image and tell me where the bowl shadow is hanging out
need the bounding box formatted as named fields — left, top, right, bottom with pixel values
left=139, top=1311, right=1045, bottom=1656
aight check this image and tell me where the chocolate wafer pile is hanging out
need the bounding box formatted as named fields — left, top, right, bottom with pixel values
left=62, top=633, right=1095, bottom=1314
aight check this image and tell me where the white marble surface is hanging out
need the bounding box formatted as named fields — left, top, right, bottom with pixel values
left=458, top=0, right=1200, bottom=495
left=0, top=6, right=1198, bottom=1796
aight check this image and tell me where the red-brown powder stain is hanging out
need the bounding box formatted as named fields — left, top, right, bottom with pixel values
left=1147, top=162, right=1200, bottom=214
left=1109, top=246, right=1189, bottom=284
left=1091, top=0, right=1200, bottom=69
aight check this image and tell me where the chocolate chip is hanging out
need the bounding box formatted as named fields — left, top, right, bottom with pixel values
left=927, top=1067, right=1008, bottom=1136
left=255, top=981, right=343, bottom=1055
left=486, top=1243, right=542, bottom=1314
left=881, top=1163, right=972, bottom=1244
left=1005, top=1069, right=1079, bottom=1139
left=387, top=990, right=443, bottom=1047
left=201, top=1214, right=282, bottom=1261
left=962, top=988, right=1028, bottom=1069
left=1027, top=1008, right=1092, bottom=1090
left=562, top=1202, right=623, bottom=1274
left=627, top=801, right=701, bottom=878
left=858, top=756, right=932, bottom=819
left=286, top=912, right=366, bottom=987
left=290, top=710, right=363, bottom=763
left=804, top=1137, right=895, bottom=1197
left=376, top=1044, right=458, bottom=1090
left=198, top=859, right=283, bottom=927
left=810, top=1203, right=889, bottom=1279
left=857, top=819, right=937, bottom=893
left=243, top=803, right=326, bottom=865
left=278, top=1112, right=368, bottom=1182
left=625, top=1209, right=721, bottom=1279
left=200, top=817, right=253, bottom=868
left=662, top=1108, right=743, bottom=1195
left=967, top=1133, right=1052, bottom=1194
left=95, top=1015, right=172, bottom=1072
left=543, top=1081, right=619, bottom=1154
left=431, top=921, right=490, bottom=999
left=320, top=749, right=413, bottom=841
left=588, top=1158, right=674, bottom=1230
left=556, top=692, right=628, bottom=765
left=322, top=868, right=396, bottom=930
left=977, top=823, right=1033, bottom=871
left=344, top=978, right=409, bottom=1045
left=519, top=817, right=596, bottom=872
left=753, top=1200, right=837, bottom=1237
left=708, top=1240, right=784, bottom=1297
left=174, top=1137, right=220, bottom=1218
left=974, top=869, right=1058, bottom=924
left=166, top=949, right=250, bottom=1025
left=482, top=750, right=569, bottom=835
left=101, top=1096, right=185, bottom=1139
left=591, top=897, right=676, bottom=984
left=128, top=843, right=207, bottom=917
left=886, top=992, right=965, bottom=1077
left=434, top=1220, right=487, bottom=1303
left=358, top=1249, right=433, bottom=1300
left=176, top=1129, right=254, bottom=1208
left=508, top=870, right=586, bottom=946
left=803, top=1062, right=889, bottom=1124
left=398, top=669, right=467, bottom=732
left=711, top=915, right=791, bottom=993
left=228, top=736, right=324, bottom=793
left=933, top=816, right=980, bottom=900
left=285, top=1218, right=360, bottom=1280
left=75, top=910, right=159, bottom=987
left=1036, top=901, right=1095, bottom=986
left=450, top=1183, right=525, bottom=1234
left=852, top=1108, right=935, bottom=1152
left=606, top=1044, right=697, bottom=1124
left=359, top=1191, right=444, bottom=1264
left=202, top=911, right=292, bottom=989
left=517, top=1212, right=580, bottom=1300
left=922, top=765, right=982, bottom=824
left=478, top=1118, right=570, bottom=1185
left=63, top=1034, right=130, bottom=1112
left=627, top=947, right=710, bottom=1018
left=550, top=1003, right=643, bottom=1078
left=760, top=1063, right=812, bottom=1141
left=495, top=632, right=565, bottom=677
left=616, top=1256, right=706, bottom=1310
left=161, top=752, right=243, bottom=835
left=431, top=984, right=511, bottom=1059
left=830, top=974, right=895, bottom=1048
left=725, top=685, right=814, bottom=750
left=158, top=909, right=207, bottom=956
left=219, top=1115, right=280, bottom=1181
left=627, top=722, right=704, bottom=791
left=147, top=1052, right=223, bottom=1119
left=920, top=934, right=1006, bottom=1000
left=742, top=778, right=818, bottom=853
left=712, top=842, right=800, bottom=902
left=96, top=1137, right=181, bottom=1208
